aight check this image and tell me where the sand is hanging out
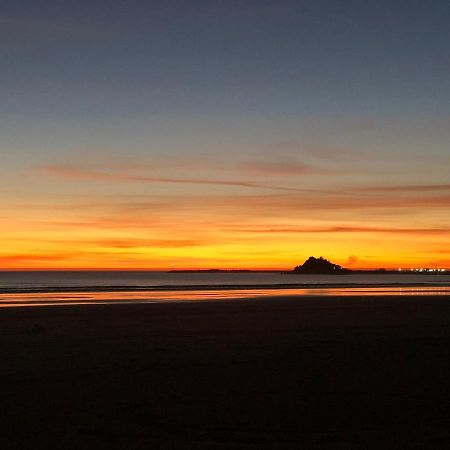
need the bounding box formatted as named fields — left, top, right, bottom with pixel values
left=1, top=294, right=450, bottom=449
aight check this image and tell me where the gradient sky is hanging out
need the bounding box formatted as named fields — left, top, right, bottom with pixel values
left=1, top=0, right=450, bottom=269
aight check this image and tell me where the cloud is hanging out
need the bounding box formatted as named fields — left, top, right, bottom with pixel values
left=88, top=238, right=203, bottom=249
left=434, top=248, right=450, bottom=254
left=0, top=253, right=72, bottom=262
left=361, top=184, right=450, bottom=193
left=236, top=160, right=321, bottom=176
left=7, top=237, right=204, bottom=250
left=268, top=140, right=350, bottom=161
left=209, top=193, right=450, bottom=213
left=38, top=164, right=334, bottom=194
left=346, top=255, right=359, bottom=265
left=226, top=225, right=450, bottom=235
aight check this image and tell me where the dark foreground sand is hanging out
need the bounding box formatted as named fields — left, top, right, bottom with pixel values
left=1, top=295, right=450, bottom=449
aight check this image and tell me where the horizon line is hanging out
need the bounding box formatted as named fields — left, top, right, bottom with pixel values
left=1, top=266, right=449, bottom=272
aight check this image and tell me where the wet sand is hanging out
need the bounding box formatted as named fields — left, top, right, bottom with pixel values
left=1, top=294, right=450, bottom=449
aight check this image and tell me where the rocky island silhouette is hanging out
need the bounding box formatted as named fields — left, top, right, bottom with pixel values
left=292, top=256, right=351, bottom=274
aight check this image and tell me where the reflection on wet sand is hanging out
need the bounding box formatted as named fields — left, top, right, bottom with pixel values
left=1, top=286, right=449, bottom=307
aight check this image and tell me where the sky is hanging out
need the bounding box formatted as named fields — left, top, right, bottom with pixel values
left=1, top=0, right=450, bottom=270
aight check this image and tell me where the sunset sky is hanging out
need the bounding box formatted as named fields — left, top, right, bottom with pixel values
left=1, top=0, right=450, bottom=270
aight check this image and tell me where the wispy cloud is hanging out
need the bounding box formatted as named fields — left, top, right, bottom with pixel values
left=38, top=164, right=335, bottom=194
left=83, top=238, right=203, bottom=249
left=268, top=140, right=350, bottom=161
left=0, top=253, right=72, bottom=262
left=5, top=237, right=205, bottom=250
left=225, top=225, right=450, bottom=235
left=236, top=160, right=327, bottom=176
left=198, top=193, right=450, bottom=212
left=361, top=184, right=450, bottom=193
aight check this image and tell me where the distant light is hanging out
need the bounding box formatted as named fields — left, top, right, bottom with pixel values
left=398, top=268, right=402, bottom=271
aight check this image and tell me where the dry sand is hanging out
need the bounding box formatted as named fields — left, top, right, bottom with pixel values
left=1, top=294, right=450, bottom=449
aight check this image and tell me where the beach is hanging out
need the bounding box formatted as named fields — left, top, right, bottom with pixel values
left=1, top=294, right=450, bottom=449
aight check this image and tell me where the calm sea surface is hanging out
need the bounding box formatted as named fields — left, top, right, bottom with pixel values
left=0, top=271, right=449, bottom=307
left=0, top=271, right=449, bottom=291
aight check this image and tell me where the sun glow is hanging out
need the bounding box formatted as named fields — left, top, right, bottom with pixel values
left=1, top=200, right=449, bottom=270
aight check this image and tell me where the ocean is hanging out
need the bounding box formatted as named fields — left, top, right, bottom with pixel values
left=0, top=270, right=449, bottom=292
left=0, top=271, right=449, bottom=307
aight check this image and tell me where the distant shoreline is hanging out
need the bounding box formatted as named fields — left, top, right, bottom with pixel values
left=169, top=269, right=449, bottom=275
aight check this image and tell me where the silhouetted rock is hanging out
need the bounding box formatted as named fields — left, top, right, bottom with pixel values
left=293, top=256, right=350, bottom=274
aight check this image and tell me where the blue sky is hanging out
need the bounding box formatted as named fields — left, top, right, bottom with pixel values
left=2, top=0, right=450, bottom=118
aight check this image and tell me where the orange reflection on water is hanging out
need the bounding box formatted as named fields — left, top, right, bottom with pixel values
left=0, top=286, right=449, bottom=307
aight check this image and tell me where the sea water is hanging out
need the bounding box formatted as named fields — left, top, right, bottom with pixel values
left=0, top=271, right=449, bottom=293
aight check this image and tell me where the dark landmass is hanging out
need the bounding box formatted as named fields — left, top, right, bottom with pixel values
left=2, top=294, right=450, bottom=449
left=292, top=256, right=351, bottom=274
left=169, top=269, right=257, bottom=273
left=287, top=256, right=448, bottom=275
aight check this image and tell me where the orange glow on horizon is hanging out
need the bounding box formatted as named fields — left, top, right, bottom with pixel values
left=1, top=217, right=449, bottom=271
left=2, top=163, right=449, bottom=271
